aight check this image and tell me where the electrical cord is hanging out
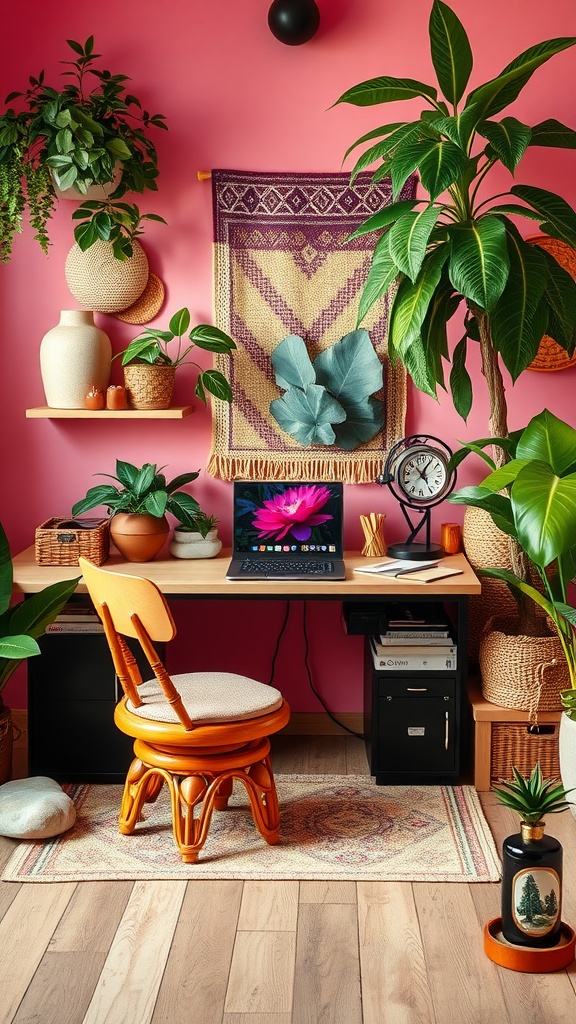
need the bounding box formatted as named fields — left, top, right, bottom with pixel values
left=267, top=600, right=291, bottom=686
left=302, top=602, right=365, bottom=740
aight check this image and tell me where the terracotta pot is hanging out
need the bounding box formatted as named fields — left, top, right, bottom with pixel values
left=109, top=513, right=169, bottom=562
left=0, top=704, right=14, bottom=785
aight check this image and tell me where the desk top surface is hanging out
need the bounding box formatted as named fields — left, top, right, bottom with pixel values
left=12, top=547, right=481, bottom=597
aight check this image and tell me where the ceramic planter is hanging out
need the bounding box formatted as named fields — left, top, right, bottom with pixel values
left=110, top=513, right=169, bottom=562
left=169, top=527, right=222, bottom=559
left=40, top=310, right=112, bottom=409
left=559, top=712, right=576, bottom=820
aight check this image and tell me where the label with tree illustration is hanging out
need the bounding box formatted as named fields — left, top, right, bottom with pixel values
left=511, top=868, right=561, bottom=937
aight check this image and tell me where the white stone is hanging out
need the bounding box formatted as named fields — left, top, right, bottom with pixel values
left=0, top=776, right=76, bottom=839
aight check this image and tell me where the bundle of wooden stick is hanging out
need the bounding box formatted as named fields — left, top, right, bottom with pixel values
left=360, top=513, right=387, bottom=557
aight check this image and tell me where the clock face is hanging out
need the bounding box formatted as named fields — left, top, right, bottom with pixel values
left=396, top=445, right=450, bottom=506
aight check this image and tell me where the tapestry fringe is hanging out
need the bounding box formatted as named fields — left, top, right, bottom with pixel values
left=205, top=453, right=386, bottom=484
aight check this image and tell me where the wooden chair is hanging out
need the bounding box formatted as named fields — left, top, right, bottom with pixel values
left=78, top=557, right=290, bottom=863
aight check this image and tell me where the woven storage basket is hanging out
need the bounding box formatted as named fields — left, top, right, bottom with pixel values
left=490, top=722, right=561, bottom=786
left=65, top=239, right=149, bottom=313
left=479, top=615, right=568, bottom=718
left=463, top=507, right=517, bottom=659
left=35, top=517, right=110, bottom=566
left=123, top=364, right=176, bottom=410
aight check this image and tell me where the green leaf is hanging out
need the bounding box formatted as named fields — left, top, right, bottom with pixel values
left=332, top=396, right=384, bottom=450
left=346, top=199, right=419, bottom=241
left=199, top=370, right=233, bottom=403
left=465, top=37, right=576, bottom=120
left=529, top=119, right=576, bottom=149
left=400, top=333, right=439, bottom=398
left=429, top=0, right=473, bottom=107
left=342, top=122, right=405, bottom=164
left=188, top=324, right=236, bottom=352
left=272, top=335, right=316, bottom=391
left=388, top=206, right=441, bottom=282
left=168, top=307, right=191, bottom=337
left=394, top=137, right=469, bottom=202
left=490, top=231, right=548, bottom=380
left=105, top=138, right=132, bottom=160
left=537, top=248, right=576, bottom=351
left=511, top=185, right=576, bottom=248
left=165, top=472, right=200, bottom=494
left=270, top=385, right=346, bottom=447
left=449, top=485, right=515, bottom=536
left=476, top=118, right=531, bottom=173
left=0, top=524, right=13, bottom=617
left=449, top=335, right=472, bottom=421
left=516, top=409, right=576, bottom=476
left=357, top=233, right=401, bottom=324
left=448, top=216, right=509, bottom=310
left=349, top=123, right=425, bottom=182
left=390, top=244, right=449, bottom=351
left=314, top=329, right=383, bottom=403
left=334, top=76, right=438, bottom=109
left=71, top=484, right=120, bottom=515
left=0, top=635, right=40, bottom=660
left=143, top=492, right=167, bottom=517
left=166, top=492, right=202, bottom=527
left=53, top=164, right=78, bottom=191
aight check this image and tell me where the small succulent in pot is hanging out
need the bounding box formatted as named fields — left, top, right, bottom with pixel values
left=173, top=512, right=220, bottom=540
left=115, top=307, right=236, bottom=404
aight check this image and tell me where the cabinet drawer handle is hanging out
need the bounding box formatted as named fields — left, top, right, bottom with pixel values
left=445, top=711, right=449, bottom=750
left=406, top=687, right=428, bottom=692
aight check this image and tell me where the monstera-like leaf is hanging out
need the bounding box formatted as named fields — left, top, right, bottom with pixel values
left=270, top=329, right=384, bottom=449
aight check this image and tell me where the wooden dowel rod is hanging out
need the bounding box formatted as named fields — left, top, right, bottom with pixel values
left=197, top=170, right=212, bottom=181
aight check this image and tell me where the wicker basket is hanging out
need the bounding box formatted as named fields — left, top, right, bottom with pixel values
left=35, top=517, right=110, bottom=566
left=490, top=722, right=561, bottom=786
left=462, top=507, right=517, bottom=659
left=479, top=615, right=569, bottom=719
left=123, top=364, right=176, bottom=410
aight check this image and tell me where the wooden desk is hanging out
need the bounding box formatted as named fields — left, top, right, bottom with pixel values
left=12, top=548, right=481, bottom=599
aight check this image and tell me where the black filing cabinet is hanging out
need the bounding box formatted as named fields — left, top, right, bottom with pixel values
left=28, top=633, right=141, bottom=782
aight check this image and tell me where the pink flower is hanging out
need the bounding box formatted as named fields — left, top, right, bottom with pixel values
left=252, top=485, right=334, bottom=541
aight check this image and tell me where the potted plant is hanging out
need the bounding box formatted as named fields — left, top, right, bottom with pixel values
left=0, top=522, right=80, bottom=783
left=71, top=459, right=206, bottom=562
left=449, top=409, right=576, bottom=806
left=335, top=1, right=576, bottom=454
left=0, top=35, right=166, bottom=260
left=114, top=307, right=237, bottom=410
left=489, top=764, right=573, bottom=956
left=169, top=513, right=222, bottom=560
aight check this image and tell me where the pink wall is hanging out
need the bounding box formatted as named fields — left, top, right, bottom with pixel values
left=2, top=0, right=575, bottom=711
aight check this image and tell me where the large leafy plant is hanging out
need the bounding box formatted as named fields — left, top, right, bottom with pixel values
left=269, top=330, right=383, bottom=448
left=449, top=410, right=576, bottom=718
left=72, top=460, right=207, bottom=530
left=0, top=36, right=166, bottom=260
left=114, top=307, right=236, bottom=403
left=335, top=1, right=576, bottom=464
left=0, top=523, right=80, bottom=701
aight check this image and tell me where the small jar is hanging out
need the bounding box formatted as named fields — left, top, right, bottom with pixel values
left=84, top=386, right=105, bottom=411
left=107, top=385, right=127, bottom=410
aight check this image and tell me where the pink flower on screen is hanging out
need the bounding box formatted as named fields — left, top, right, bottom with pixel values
left=252, top=485, right=334, bottom=541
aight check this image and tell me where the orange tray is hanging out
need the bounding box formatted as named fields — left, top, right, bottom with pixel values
left=484, top=917, right=575, bottom=972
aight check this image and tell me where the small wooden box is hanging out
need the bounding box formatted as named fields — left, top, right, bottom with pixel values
left=35, top=517, right=110, bottom=566
left=469, top=679, right=561, bottom=790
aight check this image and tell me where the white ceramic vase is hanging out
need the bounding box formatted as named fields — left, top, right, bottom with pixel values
left=40, top=310, right=112, bottom=409
left=170, top=528, right=222, bottom=559
left=559, top=712, right=576, bottom=819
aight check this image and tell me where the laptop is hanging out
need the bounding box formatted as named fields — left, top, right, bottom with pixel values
left=226, top=481, right=346, bottom=580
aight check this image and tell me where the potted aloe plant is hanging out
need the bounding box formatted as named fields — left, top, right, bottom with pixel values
left=114, top=307, right=236, bottom=410
left=0, top=522, right=80, bottom=783
left=0, top=35, right=166, bottom=260
left=449, top=410, right=576, bottom=808
left=71, top=459, right=207, bottom=562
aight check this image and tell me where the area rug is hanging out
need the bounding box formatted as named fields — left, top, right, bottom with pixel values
left=207, top=169, right=417, bottom=483
left=2, top=775, right=500, bottom=883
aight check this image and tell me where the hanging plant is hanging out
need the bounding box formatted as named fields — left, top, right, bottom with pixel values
left=269, top=329, right=384, bottom=449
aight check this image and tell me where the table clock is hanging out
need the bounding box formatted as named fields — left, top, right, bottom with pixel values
left=376, top=434, right=457, bottom=559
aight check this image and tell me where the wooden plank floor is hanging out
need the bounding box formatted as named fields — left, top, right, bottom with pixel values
left=1, top=734, right=575, bottom=1024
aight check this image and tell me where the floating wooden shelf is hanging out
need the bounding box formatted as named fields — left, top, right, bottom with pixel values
left=26, top=406, right=194, bottom=420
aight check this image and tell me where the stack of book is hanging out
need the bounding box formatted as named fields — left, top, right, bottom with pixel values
left=45, top=602, right=104, bottom=634
left=369, top=602, right=456, bottom=671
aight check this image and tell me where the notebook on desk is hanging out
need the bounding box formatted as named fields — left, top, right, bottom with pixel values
left=226, top=481, right=346, bottom=580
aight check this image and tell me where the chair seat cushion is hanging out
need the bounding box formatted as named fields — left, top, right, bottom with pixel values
left=126, top=672, right=284, bottom=726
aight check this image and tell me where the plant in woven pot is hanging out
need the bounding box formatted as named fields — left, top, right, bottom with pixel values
left=71, top=459, right=206, bottom=562
left=114, top=307, right=236, bottom=410
left=0, top=522, right=80, bottom=783
left=0, top=35, right=166, bottom=261
left=450, top=410, right=576, bottom=808
left=335, top=1, right=576, bottom=631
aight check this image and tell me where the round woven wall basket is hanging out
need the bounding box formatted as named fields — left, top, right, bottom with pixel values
left=479, top=615, right=569, bottom=719
left=123, top=364, right=176, bottom=410
left=462, top=507, right=517, bottom=659
left=65, top=239, right=149, bottom=313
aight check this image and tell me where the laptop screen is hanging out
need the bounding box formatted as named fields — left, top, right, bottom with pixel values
left=233, top=482, right=344, bottom=557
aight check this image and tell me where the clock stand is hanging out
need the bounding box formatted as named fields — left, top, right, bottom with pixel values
left=387, top=504, right=444, bottom=561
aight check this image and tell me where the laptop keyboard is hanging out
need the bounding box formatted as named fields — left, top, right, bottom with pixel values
left=240, top=558, right=335, bottom=575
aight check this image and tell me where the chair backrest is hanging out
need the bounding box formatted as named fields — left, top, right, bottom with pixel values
left=79, top=557, right=193, bottom=730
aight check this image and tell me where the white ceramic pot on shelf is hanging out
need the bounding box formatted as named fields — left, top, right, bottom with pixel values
left=170, top=528, right=222, bottom=560
left=39, top=310, right=111, bottom=409
left=559, top=712, right=576, bottom=819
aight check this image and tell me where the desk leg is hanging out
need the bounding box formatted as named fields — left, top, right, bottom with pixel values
left=474, top=720, right=492, bottom=791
